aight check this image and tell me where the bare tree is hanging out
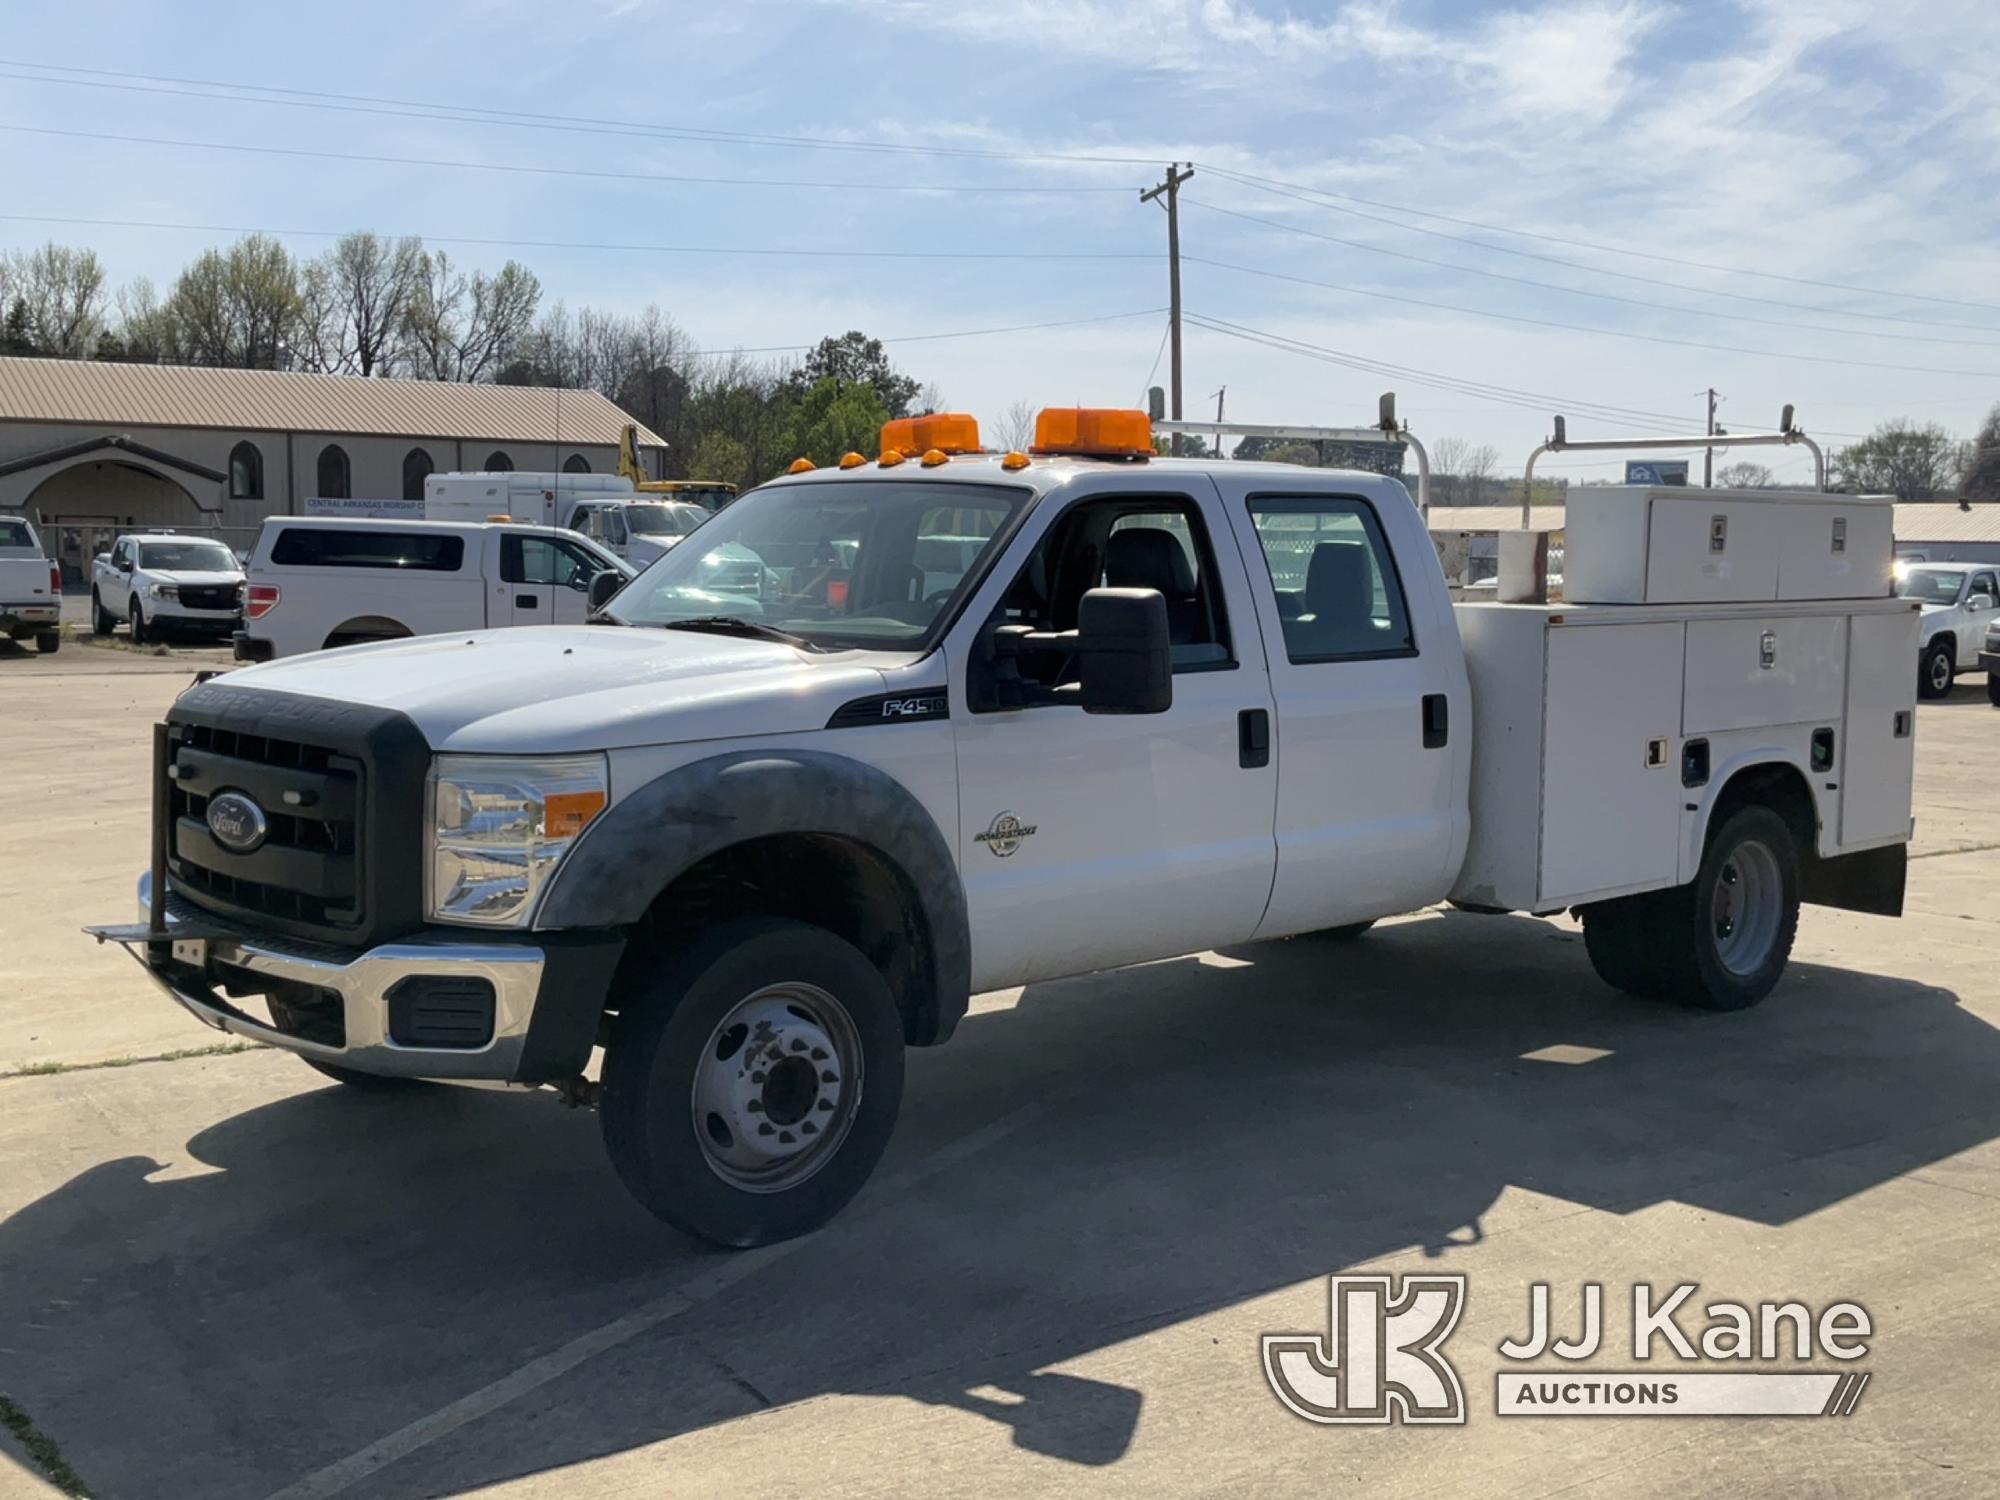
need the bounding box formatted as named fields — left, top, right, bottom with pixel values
left=1462, top=444, right=1499, bottom=504
left=298, top=232, right=424, bottom=376
left=6, top=242, right=108, bottom=356
left=993, top=400, right=1037, bottom=454
left=404, top=251, right=541, bottom=382
left=1833, top=419, right=1961, bottom=500
left=1429, top=436, right=1469, bottom=505
left=1961, top=405, right=2000, bottom=503
left=111, top=277, right=176, bottom=362
left=1715, top=460, right=1775, bottom=489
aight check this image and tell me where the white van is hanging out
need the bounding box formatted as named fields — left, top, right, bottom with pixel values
left=234, top=517, right=630, bottom=661
left=422, top=471, right=636, bottom=530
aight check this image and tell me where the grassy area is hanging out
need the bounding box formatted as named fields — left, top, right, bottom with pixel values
left=0, top=1394, right=93, bottom=1498
left=2, top=1041, right=261, bottom=1080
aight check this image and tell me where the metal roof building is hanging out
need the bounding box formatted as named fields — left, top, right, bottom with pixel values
left=0, top=356, right=667, bottom=580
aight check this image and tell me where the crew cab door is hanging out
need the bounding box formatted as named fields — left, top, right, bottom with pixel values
left=497, top=531, right=602, bottom=626
left=1961, top=570, right=1997, bottom=666
left=945, top=472, right=1278, bottom=990
left=101, top=539, right=134, bottom=610
left=1211, top=473, right=1466, bottom=936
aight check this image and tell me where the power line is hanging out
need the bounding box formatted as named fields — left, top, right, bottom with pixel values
left=0, top=61, right=1159, bottom=166
left=1184, top=255, right=2000, bottom=380
left=684, top=307, right=1167, bottom=357
left=0, top=123, right=1134, bottom=196
left=1184, top=197, right=2000, bottom=348
left=1196, top=162, right=2000, bottom=319
left=0, top=211, right=1155, bottom=262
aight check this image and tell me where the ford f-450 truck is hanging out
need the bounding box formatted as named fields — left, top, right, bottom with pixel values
left=91, top=409, right=1918, bottom=1247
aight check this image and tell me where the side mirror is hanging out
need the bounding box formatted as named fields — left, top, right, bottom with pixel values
left=1074, top=587, right=1172, bottom=715
left=118, top=556, right=134, bottom=572
left=587, top=570, right=623, bottom=612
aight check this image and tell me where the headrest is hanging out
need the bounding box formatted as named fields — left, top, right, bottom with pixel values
left=1106, top=527, right=1196, bottom=597
left=1306, top=541, right=1371, bottom=621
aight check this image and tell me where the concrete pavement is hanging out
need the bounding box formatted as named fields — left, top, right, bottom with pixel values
left=1, top=665, right=1996, bottom=1497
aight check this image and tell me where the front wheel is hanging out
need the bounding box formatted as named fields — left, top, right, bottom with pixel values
left=35, top=631, right=59, bottom=654
left=600, top=917, right=905, bottom=1247
left=129, top=601, right=147, bottom=645
left=1919, top=640, right=1955, bottom=699
left=1581, top=805, right=1800, bottom=1011
left=1986, top=672, right=2000, bottom=707
left=92, top=590, right=113, bottom=635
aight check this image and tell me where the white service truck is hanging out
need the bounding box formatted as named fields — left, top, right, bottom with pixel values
left=91, top=410, right=1917, bottom=1248
left=0, top=513, right=63, bottom=654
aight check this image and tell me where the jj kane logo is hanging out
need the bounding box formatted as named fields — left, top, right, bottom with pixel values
left=974, top=811, right=1037, bottom=857
left=1263, top=1274, right=1468, bottom=1425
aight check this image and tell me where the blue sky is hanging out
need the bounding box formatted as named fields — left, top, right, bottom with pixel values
left=4, top=0, right=1998, bottom=481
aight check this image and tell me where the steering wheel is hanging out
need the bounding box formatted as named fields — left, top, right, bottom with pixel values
left=923, top=587, right=956, bottom=607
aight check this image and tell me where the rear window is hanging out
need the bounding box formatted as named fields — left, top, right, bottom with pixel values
left=270, top=529, right=465, bottom=571
left=0, top=519, right=34, bottom=549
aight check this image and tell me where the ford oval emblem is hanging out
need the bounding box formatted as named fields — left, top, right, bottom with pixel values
left=206, top=791, right=269, bottom=854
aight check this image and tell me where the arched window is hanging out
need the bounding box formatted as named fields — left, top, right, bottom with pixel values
left=484, top=450, right=514, bottom=473
left=562, top=453, right=590, bottom=474
left=317, top=444, right=351, bottom=500
left=229, top=441, right=264, bottom=500
left=402, top=447, right=434, bottom=501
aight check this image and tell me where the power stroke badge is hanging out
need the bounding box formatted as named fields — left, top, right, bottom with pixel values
left=974, top=811, right=1037, bottom=857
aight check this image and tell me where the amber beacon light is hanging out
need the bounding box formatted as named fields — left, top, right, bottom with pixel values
left=879, top=413, right=982, bottom=456
left=1031, top=407, right=1154, bottom=457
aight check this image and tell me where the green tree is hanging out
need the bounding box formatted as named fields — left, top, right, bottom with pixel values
left=1833, top=419, right=1962, bottom=500
left=785, top=332, right=919, bottom=419
left=686, top=431, right=750, bottom=486
left=298, top=232, right=425, bottom=376
left=4, top=242, right=107, bottom=356
left=165, top=235, right=301, bottom=368
left=784, top=376, right=890, bottom=467
left=403, top=250, right=541, bottom=382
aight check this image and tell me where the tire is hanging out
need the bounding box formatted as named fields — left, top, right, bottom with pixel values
left=35, top=631, right=59, bottom=654
left=1581, top=805, right=1799, bottom=1011
left=600, top=917, right=905, bottom=1247
left=129, top=601, right=147, bottom=645
left=1312, top=920, right=1376, bottom=941
left=1986, top=672, right=2000, bottom=707
left=1919, top=640, right=1955, bottom=699
left=91, top=590, right=113, bottom=635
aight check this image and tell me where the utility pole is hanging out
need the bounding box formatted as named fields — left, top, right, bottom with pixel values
left=1141, top=163, right=1194, bottom=454
left=1211, top=386, right=1225, bottom=458
left=1704, top=387, right=1718, bottom=488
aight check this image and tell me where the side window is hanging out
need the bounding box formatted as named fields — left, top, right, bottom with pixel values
left=269, top=529, right=464, bottom=571
left=502, top=536, right=594, bottom=589
left=571, top=507, right=597, bottom=541
left=603, top=510, right=628, bottom=547
left=994, top=495, right=1231, bottom=678
left=1973, top=572, right=1997, bottom=605
left=1247, top=495, right=1415, bottom=663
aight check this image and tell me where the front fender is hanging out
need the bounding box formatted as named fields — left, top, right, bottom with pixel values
left=536, top=748, right=971, bottom=1042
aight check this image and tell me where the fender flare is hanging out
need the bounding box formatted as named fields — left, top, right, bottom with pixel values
left=536, top=748, right=971, bottom=1043
left=1683, top=745, right=1822, bottom=881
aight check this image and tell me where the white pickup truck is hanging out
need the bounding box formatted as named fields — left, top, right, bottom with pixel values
left=91, top=533, right=245, bottom=643
left=232, top=516, right=631, bottom=661
left=91, top=410, right=1918, bottom=1248
left=1895, top=562, right=1999, bottom=699
left=0, top=513, right=63, bottom=654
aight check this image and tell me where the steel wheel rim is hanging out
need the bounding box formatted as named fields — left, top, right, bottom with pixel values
left=689, top=982, right=862, bottom=1194
left=1930, top=651, right=1952, bottom=692
left=1711, top=838, right=1782, bottom=977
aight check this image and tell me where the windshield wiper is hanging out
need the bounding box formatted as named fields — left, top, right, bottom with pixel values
left=657, top=615, right=826, bottom=652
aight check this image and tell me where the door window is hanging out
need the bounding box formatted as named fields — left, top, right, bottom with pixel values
left=1246, top=496, right=1415, bottom=662
left=502, top=535, right=598, bottom=589
left=988, top=496, right=1232, bottom=699
left=603, top=510, right=629, bottom=547
left=1971, top=572, right=1998, bottom=607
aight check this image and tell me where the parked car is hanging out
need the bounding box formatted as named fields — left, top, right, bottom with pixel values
left=1897, top=563, right=1998, bottom=698
left=92, top=533, right=245, bottom=644
left=234, top=516, right=632, bottom=661
left=569, top=499, right=711, bottom=567
left=0, top=514, right=62, bottom=654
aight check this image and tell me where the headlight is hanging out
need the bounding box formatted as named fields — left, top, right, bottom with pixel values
left=427, top=754, right=608, bottom=927
left=146, top=582, right=179, bottom=600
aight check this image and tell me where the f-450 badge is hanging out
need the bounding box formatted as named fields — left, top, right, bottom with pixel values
left=974, top=811, right=1038, bottom=857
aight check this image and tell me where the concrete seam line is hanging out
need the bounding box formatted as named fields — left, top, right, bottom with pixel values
left=262, top=1097, right=1051, bottom=1500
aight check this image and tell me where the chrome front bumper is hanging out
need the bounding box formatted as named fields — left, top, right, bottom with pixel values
left=88, top=873, right=549, bottom=1079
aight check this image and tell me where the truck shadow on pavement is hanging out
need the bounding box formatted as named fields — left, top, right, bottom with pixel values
left=2, top=910, right=1995, bottom=1497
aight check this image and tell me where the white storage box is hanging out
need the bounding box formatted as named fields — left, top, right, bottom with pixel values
left=1562, top=486, right=1893, bottom=605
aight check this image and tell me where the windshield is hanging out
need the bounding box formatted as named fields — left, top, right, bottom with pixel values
left=607, top=479, right=1030, bottom=650
left=624, top=503, right=708, bottom=538
left=1898, top=568, right=1965, bottom=604
left=140, top=541, right=237, bottom=572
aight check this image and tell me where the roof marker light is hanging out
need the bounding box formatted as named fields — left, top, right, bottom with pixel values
left=879, top=448, right=906, bottom=468
left=788, top=457, right=816, bottom=474
left=921, top=448, right=948, bottom=468
left=1000, top=451, right=1031, bottom=471
left=838, top=451, right=867, bottom=469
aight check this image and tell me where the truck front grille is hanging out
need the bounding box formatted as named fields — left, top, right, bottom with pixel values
left=178, top=584, right=242, bottom=613
left=162, top=685, right=430, bottom=947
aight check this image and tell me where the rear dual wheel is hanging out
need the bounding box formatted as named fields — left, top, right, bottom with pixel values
left=1581, top=806, right=1800, bottom=1011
